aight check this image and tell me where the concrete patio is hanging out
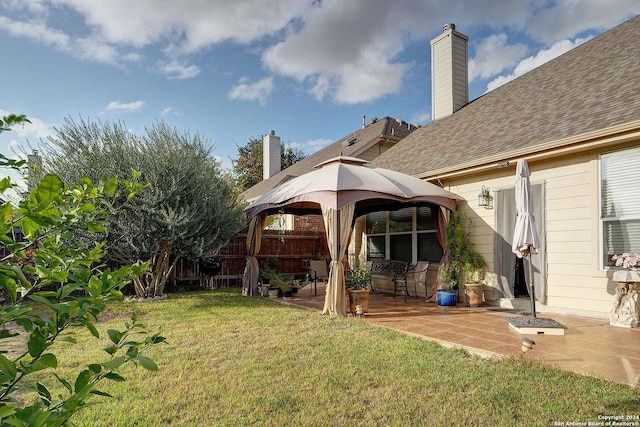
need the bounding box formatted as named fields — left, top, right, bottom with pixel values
left=282, top=283, right=640, bottom=388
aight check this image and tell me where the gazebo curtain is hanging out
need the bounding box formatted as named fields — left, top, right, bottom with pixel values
left=321, top=203, right=355, bottom=317
left=242, top=213, right=266, bottom=296
left=427, top=206, right=451, bottom=300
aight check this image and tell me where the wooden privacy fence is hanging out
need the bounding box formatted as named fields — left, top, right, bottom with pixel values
left=196, top=229, right=327, bottom=289
left=105, top=230, right=327, bottom=291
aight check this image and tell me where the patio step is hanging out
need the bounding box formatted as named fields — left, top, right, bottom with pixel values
left=496, top=297, right=532, bottom=313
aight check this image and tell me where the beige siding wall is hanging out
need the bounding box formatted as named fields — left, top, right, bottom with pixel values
left=444, top=149, right=619, bottom=316
left=357, top=142, right=397, bottom=162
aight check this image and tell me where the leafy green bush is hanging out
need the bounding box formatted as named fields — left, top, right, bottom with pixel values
left=346, top=267, right=372, bottom=290
left=0, top=118, right=164, bottom=426
left=440, top=211, right=486, bottom=289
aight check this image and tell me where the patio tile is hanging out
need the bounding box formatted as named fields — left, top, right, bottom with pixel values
left=289, top=284, right=640, bottom=387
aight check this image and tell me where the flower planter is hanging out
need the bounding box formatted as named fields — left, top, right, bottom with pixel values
left=436, top=289, right=458, bottom=306
left=347, top=288, right=370, bottom=314
left=268, top=287, right=281, bottom=299
left=464, top=283, right=484, bottom=307
left=612, top=270, right=640, bottom=282
left=260, top=285, right=270, bottom=297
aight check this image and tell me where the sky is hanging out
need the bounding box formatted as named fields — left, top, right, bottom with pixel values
left=1, top=0, right=639, bottom=193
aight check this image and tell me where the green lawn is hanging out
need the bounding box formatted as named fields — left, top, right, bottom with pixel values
left=27, top=289, right=640, bottom=426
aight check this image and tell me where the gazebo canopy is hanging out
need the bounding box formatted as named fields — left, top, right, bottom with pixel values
left=246, top=156, right=460, bottom=220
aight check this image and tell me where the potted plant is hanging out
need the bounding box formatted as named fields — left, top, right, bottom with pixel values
left=280, top=282, right=293, bottom=298
left=346, top=267, right=372, bottom=314
left=290, top=280, right=301, bottom=295
left=269, top=273, right=293, bottom=298
left=437, top=212, right=486, bottom=307
left=259, top=257, right=280, bottom=286
left=463, top=251, right=487, bottom=307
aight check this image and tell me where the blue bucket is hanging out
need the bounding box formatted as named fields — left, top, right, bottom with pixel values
left=437, top=290, right=458, bottom=306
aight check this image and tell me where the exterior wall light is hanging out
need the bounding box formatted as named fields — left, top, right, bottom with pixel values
left=477, top=185, right=493, bottom=209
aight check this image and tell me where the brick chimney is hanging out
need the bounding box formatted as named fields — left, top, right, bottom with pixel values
left=430, top=23, right=468, bottom=121
left=263, top=130, right=281, bottom=180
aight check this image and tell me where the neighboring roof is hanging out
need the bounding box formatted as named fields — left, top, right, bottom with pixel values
left=373, top=14, right=640, bottom=178
left=241, top=116, right=418, bottom=202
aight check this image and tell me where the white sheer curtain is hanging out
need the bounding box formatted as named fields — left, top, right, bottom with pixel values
left=242, top=213, right=266, bottom=296
left=427, top=206, right=451, bottom=301
left=321, top=203, right=355, bottom=317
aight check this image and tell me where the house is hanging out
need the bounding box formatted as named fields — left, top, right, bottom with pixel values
left=367, top=16, right=640, bottom=318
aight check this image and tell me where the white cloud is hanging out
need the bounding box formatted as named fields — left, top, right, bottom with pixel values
left=1, top=0, right=639, bottom=107
left=0, top=15, right=69, bottom=50
left=411, top=108, right=431, bottom=125
left=102, top=101, right=145, bottom=114
left=469, top=33, right=527, bottom=81
left=54, top=0, right=312, bottom=50
left=486, top=36, right=591, bottom=92
left=0, top=110, right=54, bottom=199
left=228, top=77, right=274, bottom=106
left=161, top=107, right=181, bottom=116
left=304, top=138, right=333, bottom=152
left=0, top=110, right=53, bottom=142
left=310, top=75, right=332, bottom=102
left=262, top=0, right=415, bottom=104
left=158, top=60, right=200, bottom=79
left=525, top=0, right=640, bottom=43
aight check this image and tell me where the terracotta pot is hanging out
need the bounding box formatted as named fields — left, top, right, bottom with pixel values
left=347, top=288, right=370, bottom=314
left=464, top=283, right=484, bottom=307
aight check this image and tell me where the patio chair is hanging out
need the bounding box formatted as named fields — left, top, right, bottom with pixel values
left=308, top=259, right=329, bottom=296
left=308, top=259, right=329, bottom=282
left=407, top=261, right=430, bottom=299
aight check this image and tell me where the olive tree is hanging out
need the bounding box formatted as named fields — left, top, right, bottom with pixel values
left=38, top=117, right=246, bottom=297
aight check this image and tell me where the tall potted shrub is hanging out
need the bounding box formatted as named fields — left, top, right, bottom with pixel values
left=463, top=251, right=487, bottom=307
left=346, top=267, right=372, bottom=314
left=438, top=212, right=486, bottom=307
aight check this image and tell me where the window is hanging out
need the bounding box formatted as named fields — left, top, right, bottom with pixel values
left=601, top=146, right=640, bottom=267
left=367, top=235, right=385, bottom=259
left=365, top=206, right=442, bottom=263
left=264, top=213, right=294, bottom=231
left=390, top=234, right=412, bottom=261
left=366, top=211, right=386, bottom=234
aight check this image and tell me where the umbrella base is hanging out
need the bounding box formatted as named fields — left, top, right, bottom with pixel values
left=506, top=317, right=567, bottom=335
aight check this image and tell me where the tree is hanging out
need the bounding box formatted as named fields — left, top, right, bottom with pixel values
left=0, top=113, right=31, bottom=133
left=38, top=117, right=246, bottom=298
left=1, top=118, right=164, bottom=425
left=231, top=136, right=306, bottom=192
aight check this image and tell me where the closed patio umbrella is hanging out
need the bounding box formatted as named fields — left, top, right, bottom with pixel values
left=511, top=159, right=540, bottom=318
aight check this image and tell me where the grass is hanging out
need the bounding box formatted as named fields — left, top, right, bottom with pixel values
left=14, top=289, right=640, bottom=426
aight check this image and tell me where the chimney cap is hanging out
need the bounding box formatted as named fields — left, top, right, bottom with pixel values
left=443, top=23, right=455, bottom=32
left=269, top=130, right=276, bottom=135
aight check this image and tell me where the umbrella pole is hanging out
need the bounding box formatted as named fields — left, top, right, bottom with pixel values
left=528, top=251, right=537, bottom=318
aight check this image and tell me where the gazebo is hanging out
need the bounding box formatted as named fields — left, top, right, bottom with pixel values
left=243, top=156, right=462, bottom=317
